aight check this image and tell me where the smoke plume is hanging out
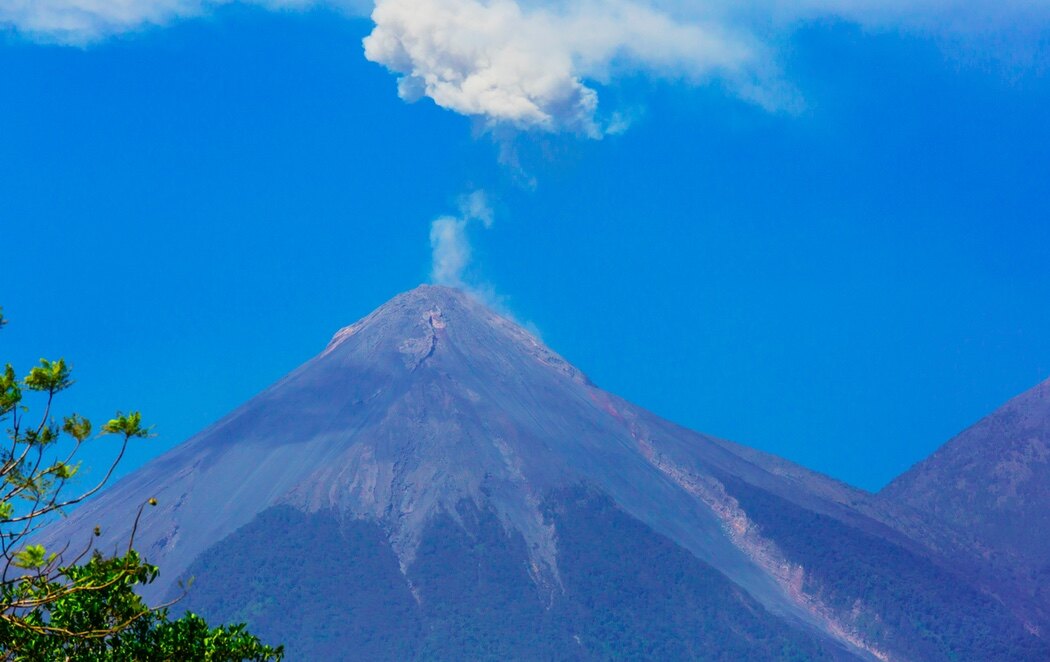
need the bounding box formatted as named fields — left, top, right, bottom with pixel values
left=429, top=190, right=493, bottom=288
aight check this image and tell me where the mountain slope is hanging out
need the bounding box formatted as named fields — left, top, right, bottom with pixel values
left=881, top=377, right=1050, bottom=629
left=36, top=286, right=1048, bottom=660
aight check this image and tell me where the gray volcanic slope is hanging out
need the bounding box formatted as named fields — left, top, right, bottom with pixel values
left=37, top=286, right=1049, bottom=660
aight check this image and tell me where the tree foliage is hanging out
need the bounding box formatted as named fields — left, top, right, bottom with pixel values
left=0, top=306, right=283, bottom=660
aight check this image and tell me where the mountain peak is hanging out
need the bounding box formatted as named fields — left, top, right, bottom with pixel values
left=380, top=283, right=474, bottom=313
left=324, top=285, right=589, bottom=385
left=881, top=375, right=1050, bottom=583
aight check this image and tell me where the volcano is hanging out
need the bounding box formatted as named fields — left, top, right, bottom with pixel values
left=38, top=286, right=1049, bottom=660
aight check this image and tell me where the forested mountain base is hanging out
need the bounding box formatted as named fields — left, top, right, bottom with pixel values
left=175, top=489, right=851, bottom=661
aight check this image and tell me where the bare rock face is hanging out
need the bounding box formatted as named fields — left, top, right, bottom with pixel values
left=36, top=286, right=1050, bottom=660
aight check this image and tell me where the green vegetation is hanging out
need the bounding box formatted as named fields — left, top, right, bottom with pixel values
left=410, top=503, right=566, bottom=659
left=723, top=475, right=1050, bottom=661
left=177, top=506, right=420, bottom=660
left=0, top=307, right=282, bottom=660
left=175, top=487, right=839, bottom=660
left=546, top=485, right=832, bottom=661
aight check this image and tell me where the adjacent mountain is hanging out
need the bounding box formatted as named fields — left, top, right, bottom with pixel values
left=882, top=377, right=1050, bottom=629
left=37, top=286, right=1049, bottom=660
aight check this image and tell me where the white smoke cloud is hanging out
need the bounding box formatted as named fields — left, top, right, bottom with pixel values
left=2, top=0, right=1047, bottom=130
left=361, top=0, right=1049, bottom=135
left=363, top=0, right=767, bottom=136
left=429, top=190, right=493, bottom=288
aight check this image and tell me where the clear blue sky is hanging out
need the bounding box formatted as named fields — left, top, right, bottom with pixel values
left=2, top=4, right=1048, bottom=491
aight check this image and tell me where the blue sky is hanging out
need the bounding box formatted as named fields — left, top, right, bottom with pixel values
left=2, top=2, right=1049, bottom=492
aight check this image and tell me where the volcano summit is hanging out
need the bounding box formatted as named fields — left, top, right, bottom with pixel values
left=38, top=286, right=1050, bottom=660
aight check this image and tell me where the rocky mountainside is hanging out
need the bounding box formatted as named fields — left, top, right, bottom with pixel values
left=37, top=286, right=1049, bottom=660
